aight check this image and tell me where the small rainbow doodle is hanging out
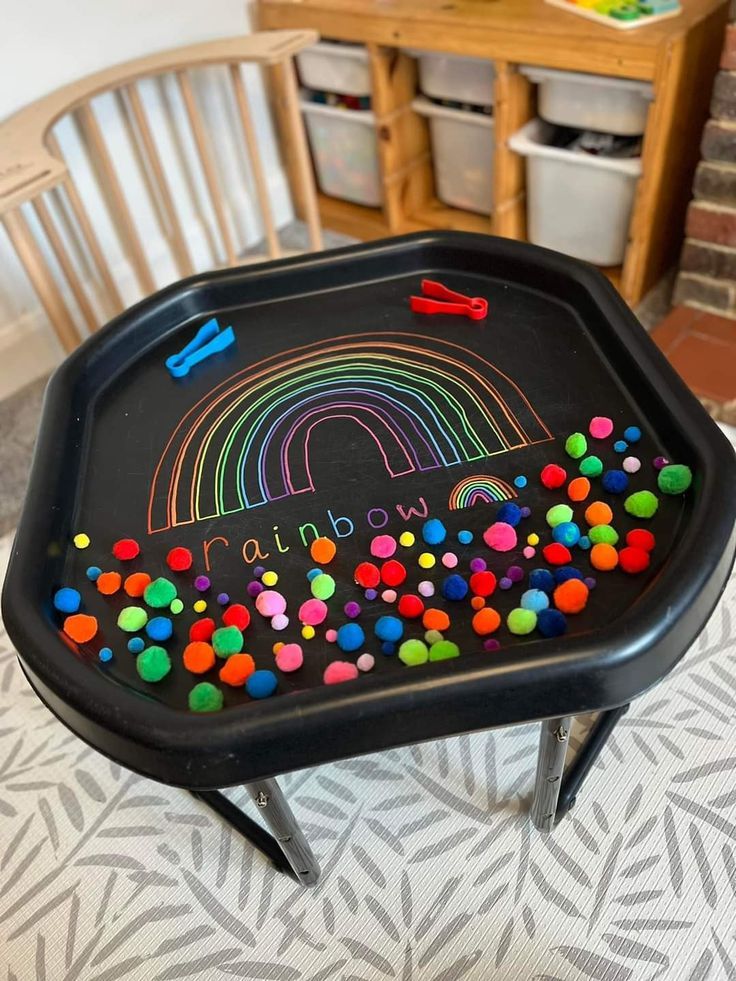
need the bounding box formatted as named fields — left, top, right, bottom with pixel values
left=149, top=332, right=551, bottom=532
left=448, top=475, right=518, bottom=510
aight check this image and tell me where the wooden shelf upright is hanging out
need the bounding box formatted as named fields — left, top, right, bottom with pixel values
left=258, top=0, right=728, bottom=307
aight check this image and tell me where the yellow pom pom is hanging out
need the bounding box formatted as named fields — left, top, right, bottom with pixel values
left=301, top=625, right=316, bottom=640
left=193, top=599, right=207, bottom=613
left=272, top=641, right=284, bottom=654
left=262, top=570, right=278, bottom=586
left=418, top=551, right=436, bottom=569
left=527, top=533, right=540, bottom=546
left=73, top=533, right=90, bottom=549
left=399, top=531, right=415, bottom=547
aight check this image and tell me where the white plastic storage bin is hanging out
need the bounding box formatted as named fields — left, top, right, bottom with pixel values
left=521, top=66, right=653, bottom=136
left=301, top=99, right=382, bottom=207
left=413, top=97, right=494, bottom=215
left=296, top=42, right=371, bottom=97
left=409, top=51, right=494, bottom=106
left=509, top=119, right=641, bottom=266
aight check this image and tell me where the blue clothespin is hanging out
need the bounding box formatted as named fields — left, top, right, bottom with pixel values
left=166, top=317, right=236, bottom=378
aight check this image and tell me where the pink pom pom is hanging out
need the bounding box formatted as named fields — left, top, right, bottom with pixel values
left=255, top=590, right=286, bottom=617
left=370, top=535, right=397, bottom=559
left=275, top=643, right=304, bottom=673
left=299, top=598, right=328, bottom=626
left=483, top=522, right=517, bottom=552
left=325, top=629, right=338, bottom=643
left=589, top=416, right=614, bottom=439
left=323, top=661, right=359, bottom=684
left=356, top=652, right=375, bottom=672
left=523, top=545, right=536, bottom=559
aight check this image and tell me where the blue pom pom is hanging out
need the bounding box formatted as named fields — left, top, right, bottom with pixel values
left=552, top=521, right=581, bottom=547
left=98, top=647, right=113, bottom=662
left=520, top=588, right=549, bottom=613
left=602, top=469, right=629, bottom=494
left=246, top=670, right=278, bottom=699
left=554, top=566, right=584, bottom=584
left=381, top=641, right=396, bottom=656
left=578, top=536, right=591, bottom=551
left=53, top=587, right=81, bottom=613
left=441, top=574, right=469, bottom=601
left=613, top=440, right=628, bottom=453
left=127, top=637, right=145, bottom=654
left=422, top=518, right=447, bottom=545
left=623, top=425, right=641, bottom=443
left=514, top=475, right=527, bottom=488
left=336, top=622, right=365, bottom=652
left=537, top=609, right=567, bottom=637
left=306, top=568, right=322, bottom=581
left=85, top=566, right=102, bottom=582
left=457, top=530, right=473, bottom=545
left=529, top=569, right=555, bottom=594
left=374, top=615, right=403, bottom=642
left=496, top=502, right=522, bottom=527
left=146, top=616, right=173, bottom=641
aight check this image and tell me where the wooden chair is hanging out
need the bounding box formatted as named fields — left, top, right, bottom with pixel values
left=0, top=31, right=323, bottom=353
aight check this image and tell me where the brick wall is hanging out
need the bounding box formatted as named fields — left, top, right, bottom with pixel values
left=674, top=5, right=736, bottom=317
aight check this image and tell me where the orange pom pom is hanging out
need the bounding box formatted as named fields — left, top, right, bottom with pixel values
left=96, top=571, right=122, bottom=595
left=590, top=542, right=619, bottom=571
left=553, top=578, right=589, bottom=614
left=63, top=613, right=98, bottom=643
left=219, top=653, right=256, bottom=686
left=310, top=537, right=337, bottom=565
left=567, top=477, right=591, bottom=502
left=124, top=572, right=151, bottom=598
left=470, top=595, right=486, bottom=611
left=472, top=607, right=501, bottom=636
left=183, top=641, right=215, bottom=674
left=422, top=608, right=450, bottom=631
left=585, top=501, right=613, bottom=527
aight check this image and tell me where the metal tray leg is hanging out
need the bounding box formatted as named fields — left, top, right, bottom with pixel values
left=192, top=777, right=320, bottom=886
left=530, top=704, right=629, bottom=832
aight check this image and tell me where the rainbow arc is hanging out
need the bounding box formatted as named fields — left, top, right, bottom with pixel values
left=448, top=475, right=518, bottom=510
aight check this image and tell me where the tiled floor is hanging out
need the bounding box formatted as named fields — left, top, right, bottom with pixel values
left=650, top=305, right=736, bottom=408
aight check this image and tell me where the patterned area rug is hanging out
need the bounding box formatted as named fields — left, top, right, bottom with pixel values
left=1, top=521, right=735, bottom=980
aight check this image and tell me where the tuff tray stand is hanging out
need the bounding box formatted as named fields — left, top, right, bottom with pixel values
left=3, top=232, right=735, bottom=886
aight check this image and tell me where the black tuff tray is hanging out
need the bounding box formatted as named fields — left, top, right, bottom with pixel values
left=3, top=232, right=735, bottom=788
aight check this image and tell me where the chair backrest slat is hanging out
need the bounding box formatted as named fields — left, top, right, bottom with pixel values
left=280, top=58, right=323, bottom=253
left=2, top=208, right=82, bottom=352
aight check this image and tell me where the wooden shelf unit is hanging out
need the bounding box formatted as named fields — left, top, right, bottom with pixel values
left=259, top=0, right=729, bottom=307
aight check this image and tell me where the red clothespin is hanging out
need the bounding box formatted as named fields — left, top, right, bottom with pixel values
left=409, top=279, right=488, bottom=321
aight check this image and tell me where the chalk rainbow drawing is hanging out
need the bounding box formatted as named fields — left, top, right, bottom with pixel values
left=448, top=475, right=518, bottom=510
left=148, top=332, right=551, bottom=532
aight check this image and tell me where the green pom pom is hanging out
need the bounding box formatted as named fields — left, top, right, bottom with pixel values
left=657, top=464, right=692, bottom=495
left=579, top=455, right=603, bottom=477
left=212, top=626, right=243, bottom=658
left=429, top=640, right=460, bottom=661
left=507, top=608, right=537, bottom=635
left=565, top=432, right=587, bottom=459
left=169, top=598, right=184, bottom=615
left=588, top=524, right=619, bottom=546
left=424, top=629, right=444, bottom=645
left=398, top=639, right=429, bottom=666
left=143, top=577, right=177, bottom=608
left=310, top=573, right=336, bottom=600
left=117, top=606, right=148, bottom=632
left=188, top=682, right=224, bottom=712
left=624, top=490, right=659, bottom=519
left=546, top=503, right=573, bottom=528
left=136, top=645, right=171, bottom=682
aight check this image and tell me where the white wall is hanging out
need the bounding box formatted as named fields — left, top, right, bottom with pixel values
left=0, top=0, right=294, bottom=398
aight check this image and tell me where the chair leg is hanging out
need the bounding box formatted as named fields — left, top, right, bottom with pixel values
left=530, top=704, right=630, bottom=832
left=192, top=776, right=320, bottom=886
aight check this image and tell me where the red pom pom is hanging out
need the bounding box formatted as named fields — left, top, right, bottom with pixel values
left=540, top=463, right=567, bottom=489
left=397, top=594, right=424, bottom=619
left=354, top=561, right=380, bottom=588
left=381, top=559, right=407, bottom=587
left=543, top=543, right=572, bottom=565
left=618, top=546, right=650, bottom=574
left=112, top=538, right=140, bottom=561
left=167, top=546, right=193, bottom=572
left=189, top=617, right=215, bottom=642
left=469, top=570, right=497, bottom=597
left=626, top=528, right=655, bottom=553
left=222, top=603, right=250, bottom=630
